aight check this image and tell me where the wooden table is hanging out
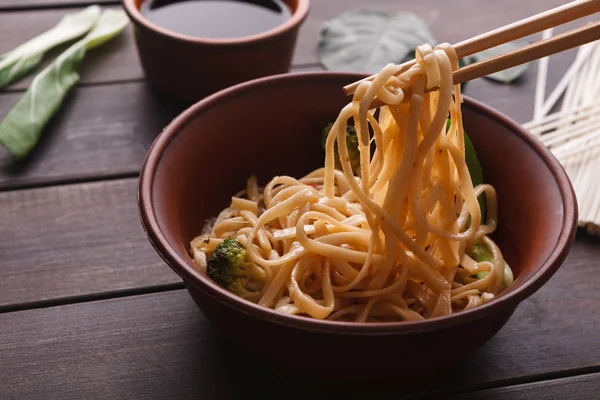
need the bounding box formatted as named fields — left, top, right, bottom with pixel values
left=1, top=0, right=599, bottom=398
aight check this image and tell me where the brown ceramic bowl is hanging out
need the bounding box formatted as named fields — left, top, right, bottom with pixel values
left=123, top=0, right=309, bottom=101
left=138, top=72, right=578, bottom=384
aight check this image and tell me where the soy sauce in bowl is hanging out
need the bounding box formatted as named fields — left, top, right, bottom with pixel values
left=140, top=0, right=292, bottom=39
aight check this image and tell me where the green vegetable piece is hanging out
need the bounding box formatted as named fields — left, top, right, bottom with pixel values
left=476, top=271, right=490, bottom=280
left=446, top=118, right=486, bottom=222
left=502, top=262, right=514, bottom=287
left=318, top=10, right=435, bottom=73
left=469, top=243, right=513, bottom=287
left=471, top=242, right=492, bottom=280
left=207, top=238, right=266, bottom=301
left=0, top=10, right=129, bottom=159
left=0, top=6, right=100, bottom=89
left=464, top=129, right=487, bottom=224
left=469, top=242, right=493, bottom=263
left=475, top=262, right=514, bottom=288
left=322, top=122, right=361, bottom=174
left=462, top=129, right=484, bottom=188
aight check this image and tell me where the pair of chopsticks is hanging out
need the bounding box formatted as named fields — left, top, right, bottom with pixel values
left=343, top=0, right=600, bottom=101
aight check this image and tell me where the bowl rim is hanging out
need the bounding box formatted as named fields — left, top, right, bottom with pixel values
left=138, top=71, right=578, bottom=335
left=122, top=0, right=310, bottom=46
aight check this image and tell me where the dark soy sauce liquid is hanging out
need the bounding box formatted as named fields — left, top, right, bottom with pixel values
left=141, top=0, right=292, bottom=39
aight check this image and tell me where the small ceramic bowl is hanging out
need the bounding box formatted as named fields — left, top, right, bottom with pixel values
left=138, top=72, right=578, bottom=384
left=123, top=0, right=310, bottom=101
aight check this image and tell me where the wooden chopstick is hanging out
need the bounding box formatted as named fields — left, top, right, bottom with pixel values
left=343, top=0, right=600, bottom=95
left=366, top=22, right=600, bottom=110
left=454, top=21, right=600, bottom=85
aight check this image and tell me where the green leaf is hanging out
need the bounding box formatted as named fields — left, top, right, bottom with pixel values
left=81, top=9, right=131, bottom=51
left=470, top=40, right=530, bottom=83
left=472, top=246, right=514, bottom=288
left=0, top=10, right=129, bottom=159
left=469, top=242, right=493, bottom=263
left=0, top=5, right=100, bottom=89
left=318, top=9, right=435, bottom=73
left=502, top=262, right=514, bottom=287
left=447, top=119, right=486, bottom=222
left=463, top=129, right=484, bottom=188
left=464, top=130, right=487, bottom=222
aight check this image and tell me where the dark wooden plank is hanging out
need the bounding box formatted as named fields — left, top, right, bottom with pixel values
left=0, top=82, right=184, bottom=190
left=0, top=0, right=586, bottom=190
left=0, top=235, right=599, bottom=399
left=0, top=0, right=571, bottom=102
left=420, top=234, right=600, bottom=398
left=0, top=0, right=117, bottom=11
left=446, top=374, right=600, bottom=400
left=0, top=65, right=322, bottom=191
left=0, top=178, right=181, bottom=308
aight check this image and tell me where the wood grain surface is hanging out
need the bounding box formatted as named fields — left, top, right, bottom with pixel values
left=0, top=178, right=181, bottom=309
left=0, top=0, right=583, bottom=192
left=1, top=256, right=600, bottom=400
left=452, top=373, right=600, bottom=400
left=1, top=0, right=599, bottom=398
left=0, top=82, right=183, bottom=190
left=446, top=374, right=600, bottom=399
left=0, top=0, right=117, bottom=10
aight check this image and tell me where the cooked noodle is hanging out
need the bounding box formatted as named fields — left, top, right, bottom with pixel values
left=190, top=43, right=510, bottom=322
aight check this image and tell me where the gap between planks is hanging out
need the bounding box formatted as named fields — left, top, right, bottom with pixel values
left=0, top=170, right=139, bottom=192
left=0, top=287, right=599, bottom=399
left=0, top=282, right=186, bottom=314
left=430, top=366, right=600, bottom=399
left=0, top=64, right=325, bottom=95
left=434, top=370, right=600, bottom=399
left=0, top=1, right=121, bottom=12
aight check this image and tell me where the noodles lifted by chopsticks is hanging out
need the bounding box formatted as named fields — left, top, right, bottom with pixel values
left=190, top=43, right=512, bottom=322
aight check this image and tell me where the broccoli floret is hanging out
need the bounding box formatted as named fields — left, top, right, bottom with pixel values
left=322, top=122, right=361, bottom=174
left=207, top=238, right=266, bottom=301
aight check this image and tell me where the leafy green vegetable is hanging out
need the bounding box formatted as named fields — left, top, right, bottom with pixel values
left=469, top=242, right=493, bottom=263
left=476, top=263, right=514, bottom=287
left=318, top=9, right=435, bottom=73
left=318, top=9, right=528, bottom=84
left=446, top=119, right=486, bottom=222
left=502, top=263, right=514, bottom=287
left=469, top=242, right=514, bottom=287
left=0, top=10, right=129, bottom=159
left=0, top=6, right=100, bottom=89
left=462, top=128, right=484, bottom=188
left=464, top=129, right=487, bottom=223
left=470, top=40, right=530, bottom=83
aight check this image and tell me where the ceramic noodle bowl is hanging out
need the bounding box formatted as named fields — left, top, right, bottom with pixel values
left=138, top=72, right=577, bottom=384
